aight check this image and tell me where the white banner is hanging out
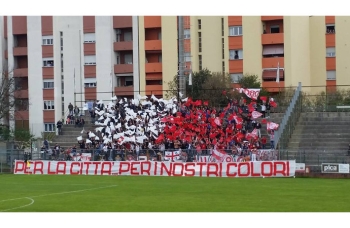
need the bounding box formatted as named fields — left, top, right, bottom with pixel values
left=15, top=160, right=296, bottom=177
left=295, top=163, right=305, bottom=172
left=236, top=88, right=261, bottom=100
left=71, top=153, right=91, bottom=161
left=338, top=164, right=350, bottom=174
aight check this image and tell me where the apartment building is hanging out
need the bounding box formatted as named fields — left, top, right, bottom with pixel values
left=0, top=16, right=348, bottom=137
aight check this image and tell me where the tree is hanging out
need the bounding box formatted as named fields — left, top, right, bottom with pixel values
left=0, top=70, right=22, bottom=124
left=165, top=68, right=212, bottom=99
left=0, top=127, right=35, bottom=149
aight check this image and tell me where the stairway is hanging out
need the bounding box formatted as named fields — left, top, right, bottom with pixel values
left=51, top=122, right=95, bottom=148
left=285, top=112, right=350, bottom=165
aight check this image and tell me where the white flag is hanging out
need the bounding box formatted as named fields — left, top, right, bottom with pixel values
left=188, top=72, right=192, bottom=86
left=276, top=62, right=280, bottom=83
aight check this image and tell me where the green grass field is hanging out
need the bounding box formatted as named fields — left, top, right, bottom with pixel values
left=1, top=175, right=350, bottom=212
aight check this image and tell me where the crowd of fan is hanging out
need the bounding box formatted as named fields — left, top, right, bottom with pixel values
left=44, top=93, right=278, bottom=162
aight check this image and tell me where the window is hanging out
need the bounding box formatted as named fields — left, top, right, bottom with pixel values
left=229, top=26, right=242, bottom=36
left=198, top=19, right=201, bottom=30
left=158, top=31, right=162, bottom=40
left=222, top=61, right=225, bottom=73
left=125, top=77, right=133, bottom=86
left=184, top=52, right=191, bottom=62
left=42, top=35, right=53, bottom=45
left=44, top=100, right=55, bottom=110
left=222, top=38, right=225, bottom=59
left=158, top=54, right=162, bottom=63
left=125, top=54, right=133, bottom=64
left=198, top=32, right=202, bottom=52
left=84, top=55, right=96, bottom=65
left=84, top=78, right=97, bottom=87
left=184, top=29, right=190, bottom=39
left=326, top=24, right=335, bottom=34
left=43, top=58, right=54, bottom=67
left=221, top=18, right=224, bottom=36
left=199, top=55, right=202, bottom=71
left=44, top=123, right=55, bottom=132
left=43, top=79, right=54, bottom=89
left=327, top=70, right=336, bottom=80
left=229, top=49, right=243, bottom=60
left=83, top=33, right=96, bottom=43
left=116, top=29, right=121, bottom=42
left=326, top=47, right=336, bottom=57
left=262, top=44, right=284, bottom=57
left=270, top=25, right=280, bottom=33
left=230, top=73, right=243, bottom=83
left=124, top=31, right=132, bottom=41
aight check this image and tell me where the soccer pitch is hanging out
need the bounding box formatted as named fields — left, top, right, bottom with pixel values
left=0, top=175, right=350, bottom=212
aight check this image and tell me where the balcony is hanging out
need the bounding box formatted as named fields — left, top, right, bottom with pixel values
left=262, top=57, right=284, bottom=68
left=13, top=47, right=28, bottom=56
left=42, top=45, right=54, bottom=58
left=114, top=41, right=133, bottom=51
left=229, top=60, right=243, bottom=72
left=15, top=110, right=29, bottom=120
left=13, top=68, right=28, bottom=77
left=84, top=65, right=96, bottom=77
left=145, top=63, right=162, bottom=73
left=262, top=81, right=285, bottom=92
left=114, top=64, right=133, bottom=74
left=84, top=43, right=96, bottom=55
left=261, top=33, right=284, bottom=45
left=85, top=87, right=97, bottom=100
left=261, top=16, right=283, bottom=21
left=144, top=16, right=161, bottom=28
left=145, top=40, right=162, bottom=51
left=42, top=67, right=54, bottom=79
left=228, top=36, right=243, bottom=49
left=14, top=89, right=28, bottom=99
left=326, top=57, right=336, bottom=70
left=114, top=86, right=134, bottom=96
left=326, top=34, right=335, bottom=47
left=113, top=16, right=132, bottom=28
left=146, top=85, right=162, bottom=96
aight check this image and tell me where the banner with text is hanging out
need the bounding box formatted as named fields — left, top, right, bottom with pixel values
left=14, top=160, right=296, bottom=177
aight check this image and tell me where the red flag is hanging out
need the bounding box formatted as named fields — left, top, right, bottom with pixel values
left=261, top=118, right=267, bottom=124
left=260, top=96, right=267, bottom=102
left=203, top=101, right=209, bottom=106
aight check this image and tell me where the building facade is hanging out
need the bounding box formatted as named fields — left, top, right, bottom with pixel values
left=0, top=15, right=346, bottom=137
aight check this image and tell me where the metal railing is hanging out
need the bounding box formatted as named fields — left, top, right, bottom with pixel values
left=274, top=82, right=302, bottom=152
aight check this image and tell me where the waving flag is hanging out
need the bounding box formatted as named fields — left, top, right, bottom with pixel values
left=267, top=121, right=279, bottom=130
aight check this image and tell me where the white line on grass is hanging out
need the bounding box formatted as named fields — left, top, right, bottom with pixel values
left=0, top=197, right=35, bottom=212
left=0, top=185, right=117, bottom=206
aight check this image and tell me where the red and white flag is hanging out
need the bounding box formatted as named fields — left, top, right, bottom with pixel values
left=251, top=111, right=262, bottom=119
left=267, top=122, right=279, bottom=130
left=164, top=151, right=181, bottom=161
left=214, top=117, right=221, bottom=126
left=246, top=129, right=258, bottom=140
left=235, top=88, right=261, bottom=100
left=211, top=147, right=230, bottom=162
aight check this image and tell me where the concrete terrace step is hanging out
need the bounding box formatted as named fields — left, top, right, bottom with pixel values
left=297, top=121, right=350, bottom=125
left=300, top=112, right=350, bottom=117
left=295, top=125, right=350, bottom=132
left=292, top=129, right=350, bottom=134
left=289, top=138, right=349, bottom=143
